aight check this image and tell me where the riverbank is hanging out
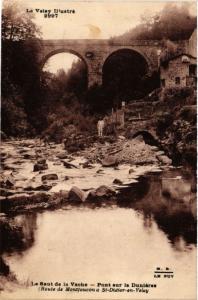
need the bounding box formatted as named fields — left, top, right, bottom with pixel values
left=0, top=137, right=173, bottom=214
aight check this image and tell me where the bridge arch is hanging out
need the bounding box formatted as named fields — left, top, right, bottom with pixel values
left=102, top=48, right=151, bottom=100
left=102, top=47, right=151, bottom=75
left=132, top=130, right=158, bottom=146
left=40, top=48, right=88, bottom=72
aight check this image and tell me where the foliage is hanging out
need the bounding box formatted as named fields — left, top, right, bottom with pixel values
left=64, top=60, right=87, bottom=96
left=41, top=103, right=96, bottom=143
left=1, top=91, right=32, bottom=137
left=1, top=0, right=42, bottom=136
left=2, top=0, right=41, bottom=41
left=156, top=112, right=174, bottom=137
left=85, top=84, right=112, bottom=114
left=111, top=3, right=196, bottom=42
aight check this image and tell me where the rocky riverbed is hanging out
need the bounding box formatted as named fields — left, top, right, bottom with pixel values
left=0, top=137, right=173, bottom=214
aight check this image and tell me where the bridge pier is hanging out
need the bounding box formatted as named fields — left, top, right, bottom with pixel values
left=88, top=64, right=102, bottom=87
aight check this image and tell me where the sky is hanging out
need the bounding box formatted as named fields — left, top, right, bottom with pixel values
left=13, top=0, right=197, bottom=73
left=24, top=0, right=196, bottom=40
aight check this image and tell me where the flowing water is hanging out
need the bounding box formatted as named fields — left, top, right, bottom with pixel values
left=1, top=167, right=196, bottom=299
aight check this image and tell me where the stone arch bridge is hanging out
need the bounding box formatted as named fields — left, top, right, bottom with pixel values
left=36, top=39, right=188, bottom=87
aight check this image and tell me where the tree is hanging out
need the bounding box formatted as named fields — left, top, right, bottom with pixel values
left=2, top=0, right=41, bottom=41
left=111, top=3, right=196, bottom=42
left=1, top=0, right=42, bottom=136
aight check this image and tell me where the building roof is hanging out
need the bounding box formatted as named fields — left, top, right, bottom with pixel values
left=161, top=52, right=196, bottom=67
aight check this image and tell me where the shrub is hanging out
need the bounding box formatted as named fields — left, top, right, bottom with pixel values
left=156, top=112, right=174, bottom=137
left=1, top=96, right=31, bottom=137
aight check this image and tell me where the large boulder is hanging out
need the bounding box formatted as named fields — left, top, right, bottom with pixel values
left=113, top=179, right=123, bottom=185
left=86, top=185, right=116, bottom=202
left=33, top=162, right=48, bottom=172
left=157, top=155, right=172, bottom=165
left=41, top=174, right=58, bottom=181
left=68, top=186, right=86, bottom=203
left=129, top=168, right=135, bottom=174
left=101, top=156, right=118, bottom=167
left=95, top=185, right=116, bottom=197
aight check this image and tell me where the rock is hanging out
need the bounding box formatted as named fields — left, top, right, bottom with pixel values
left=81, top=161, right=94, bottom=169
left=64, top=176, right=70, bottom=181
left=150, top=146, right=158, bottom=151
left=0, top=188, right=15, bottom=197
left=68, top=186, right=86, bottom=203
left=33, top=163, right=48, bottom=172
left=86, top=185, right=116, bottom=202
left=113, top=179, right=123, bottom=185
left=133, top=135, right=145, bottom=143
left=53, top=161, right=62, bottom=166
left=37, top=185, right=52, bottom=191
left=94, top=185, right=116, bottom=197
left=1, top=152, right=8, bottom=160
left=96, top=169, right=104, bottom=174
left=1, top=192, right=51, bottom=213
left=114, top=166, right=120, bottom=170
left=56, top=153, right=68, bottom=159
left=37, top=158, right=46, bottom=164
left=156, top=151, right=165, bottom=156
left=0, top=175, right=15, bottom=188
left=101, top=156, right=118, bottom=167
left=129, top=168, right=135, bottom=174
left=5, top=175, right=15, bottom=188
left=41, top=174, right=58, bottom=181
left=62, top=161, right=78, bottom=169
left=23, top=152, right=35, bottom=159
left=157, top=155, right=172, bottom=165
left=24, top=184, right=52, bottom=191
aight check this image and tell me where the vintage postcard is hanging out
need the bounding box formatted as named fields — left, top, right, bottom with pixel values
left=0, top=0, right=197, bottom=299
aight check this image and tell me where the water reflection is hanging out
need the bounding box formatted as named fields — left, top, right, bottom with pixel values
left=0, top=214, right=37, bottom=276
left=117, top=168, right=196, bottom=248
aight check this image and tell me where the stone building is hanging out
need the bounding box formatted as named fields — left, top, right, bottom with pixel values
left=160, top=53, right=197, bottom=88
left=160, top=29, right=197, bottom=89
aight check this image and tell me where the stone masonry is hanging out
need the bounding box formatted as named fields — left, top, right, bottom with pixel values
left=33, top=38, right=188, bottom=87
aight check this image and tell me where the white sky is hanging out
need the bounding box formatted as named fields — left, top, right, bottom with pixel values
left=43, top=53, right=80, bottom=73
left=16, top=0, right=196, bottom=73
left=25, top=1, right=196, bottom=40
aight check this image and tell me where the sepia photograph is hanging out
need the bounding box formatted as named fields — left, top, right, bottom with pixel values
left=0, top=0, right=197, bottom=299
